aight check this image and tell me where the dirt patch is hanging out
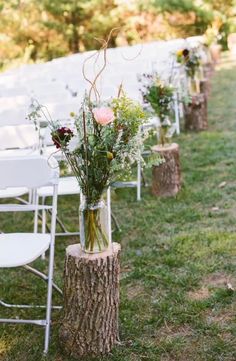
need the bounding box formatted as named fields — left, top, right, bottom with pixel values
left=207, top=304, right=236, bottom=327
left=188, top=272, right=235, bottom=301
left=155, top=323, right=193, bottom=341
left=203, top=272, right=230, bottom=288
left=126, top=283, right=146, bottom=300
left=188, top=286, right=210, bottom=301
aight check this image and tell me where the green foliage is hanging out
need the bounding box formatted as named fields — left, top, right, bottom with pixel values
left=139, top=73, right=174, bottom=145
left=0, top=0, right=235, bottom=69
left=178, top=48, right=201, bottom=78
left=154, top=0, right=197, bottom=13
left=146, top=84, right=174, bottom=120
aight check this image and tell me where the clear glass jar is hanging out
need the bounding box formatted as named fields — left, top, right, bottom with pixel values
left=79, top=196, right=110, bottom=253
left=188, top=77, right=200, bottom=95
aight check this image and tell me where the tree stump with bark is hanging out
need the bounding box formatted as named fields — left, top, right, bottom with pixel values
left=59, top=242, right=121, bottom=359
left=184, top=93, right=208, bottom=131
left=151, top=143, right=181, bottom=197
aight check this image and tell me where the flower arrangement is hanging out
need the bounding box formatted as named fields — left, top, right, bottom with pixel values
left=176, top=47, right=201, bottom=79
left=139, top=73, right=174, bottom=146
left=29, top=91, right=147, bottom=252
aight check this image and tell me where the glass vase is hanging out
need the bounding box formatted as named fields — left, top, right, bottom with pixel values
left=188, top=77, right=200, bottom=95
left=79, top=196, right=111, bottom=254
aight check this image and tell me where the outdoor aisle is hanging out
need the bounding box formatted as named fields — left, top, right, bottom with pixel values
left=1, top=54, right=236, bottom=361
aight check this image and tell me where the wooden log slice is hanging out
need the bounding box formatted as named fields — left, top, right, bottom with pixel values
left=184, top=93, right=208, bottom=131
left=59, top=243, right=121, bottom=359
left=151, top=143, right=181, bottom=197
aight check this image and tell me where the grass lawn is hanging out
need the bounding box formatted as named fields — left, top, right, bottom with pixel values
left=1, top=54, right=236, bottom=361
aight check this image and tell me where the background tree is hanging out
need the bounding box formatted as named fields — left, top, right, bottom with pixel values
left=0, top=0, right=236, bottom=70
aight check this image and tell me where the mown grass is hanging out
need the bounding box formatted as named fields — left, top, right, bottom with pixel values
left=1, top=54, right=236, bottom=361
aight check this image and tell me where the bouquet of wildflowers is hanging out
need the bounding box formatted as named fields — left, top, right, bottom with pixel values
left=139, top=73, right=174, bottom=146
left=50, top=94, right=146, bottom=204
left=29, top=92, right=147, bottom=252
left=176, top=48, right=201, bottom=79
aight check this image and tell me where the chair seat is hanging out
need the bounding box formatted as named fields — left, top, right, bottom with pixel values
left=0, top=233, right=51, bottom=267
left=37, top=176, right=80, bottom=197
left=0, top=187, right=28, bottom=199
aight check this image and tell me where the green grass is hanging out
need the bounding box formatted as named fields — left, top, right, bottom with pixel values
left=1, top=54, right=236, bottom=360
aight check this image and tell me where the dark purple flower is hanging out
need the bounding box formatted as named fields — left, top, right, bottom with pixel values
left=51, top=127, right=74, bottom=149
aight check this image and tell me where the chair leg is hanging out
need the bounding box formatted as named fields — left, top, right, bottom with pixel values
left=42, top=197, right=46, bottom=234
left=111, top=211, right=121, bottom=232
left=41, top=196, right=46, bottom=260
left=137, top=160, right=141, bottom=201
left=34, top=192, right=39, bottom=234
left=44, top=256, right=54, bottom=354
left=23, top=265, right=62, bottom=295
left=44, top=189, right=57, bottom=355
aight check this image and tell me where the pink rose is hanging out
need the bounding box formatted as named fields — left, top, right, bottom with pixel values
left=93, top=107, right=115, bottom=126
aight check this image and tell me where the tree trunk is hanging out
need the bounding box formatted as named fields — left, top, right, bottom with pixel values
left=59, top=243, right=121, bottom=359
left=68, top=14, right=80, bottom=53
left=184, top=93, right=208, bottom=131
left=151, top=143, right=181, bottom=197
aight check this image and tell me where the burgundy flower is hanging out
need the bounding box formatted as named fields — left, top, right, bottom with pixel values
left=183, top=49, right=190, bottom=57
left=51, top=127, right=74, bottom=149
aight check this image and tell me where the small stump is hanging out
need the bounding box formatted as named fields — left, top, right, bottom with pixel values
left=59, top=243, right=121, bottom=359
left=184, top=93, right=208, bottom=131
left=152, top=143, right=181, bottom=197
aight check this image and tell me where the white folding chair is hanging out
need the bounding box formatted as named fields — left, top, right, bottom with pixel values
left=0, top=155, right=59, bottom=354
left=111, top=161, right=142, bottom=201
left=38, top=176, right=80, bottom=237
left=0, top=124, right=40, bottom=205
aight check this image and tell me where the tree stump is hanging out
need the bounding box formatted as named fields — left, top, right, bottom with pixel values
left=200, top=79, right=211, bottom=99
left=151, top=143, right=181, bottom=197
left=184, top=93, right=208, bottom=131
left=59, top=242, right=121, bottom=359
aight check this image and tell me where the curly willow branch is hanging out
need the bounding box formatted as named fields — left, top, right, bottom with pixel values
left=120, top=27, right=143, bottom=61
left=82, top=27, right=120, bottom=104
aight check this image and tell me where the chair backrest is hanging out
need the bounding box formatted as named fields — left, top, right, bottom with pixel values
left=0, top=124, right=38, bottom=150
left=0, top=155, right=59, bottom=189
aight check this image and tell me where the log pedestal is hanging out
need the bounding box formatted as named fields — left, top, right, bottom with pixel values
left=184, top=93, right=208, bottom=131
left=59, top=243, right=121, bottom=359
left=152, top=143, right=181, bottom=197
